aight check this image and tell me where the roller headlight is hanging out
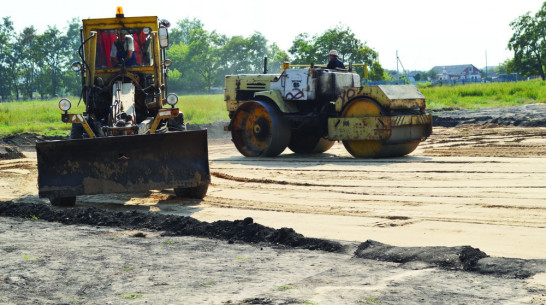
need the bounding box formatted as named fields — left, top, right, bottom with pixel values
left=59, top=99, right=72, bottom=111
left=166, top=93, right=178, bottom=106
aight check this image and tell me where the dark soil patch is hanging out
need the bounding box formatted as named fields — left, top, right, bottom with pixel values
left=431, top=103, right=546, bottom=127
left=0, top=201, right=342, bottom=252
left=1, top=201, right=545, bottom=279
left=355, top=240, right=546, bottom=279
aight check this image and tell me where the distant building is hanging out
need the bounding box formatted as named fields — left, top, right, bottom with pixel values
left=431, top=64, right=482, bottom=83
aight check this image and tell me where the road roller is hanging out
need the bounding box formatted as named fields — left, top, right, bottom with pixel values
left=224, top=62, right=432, bottom=158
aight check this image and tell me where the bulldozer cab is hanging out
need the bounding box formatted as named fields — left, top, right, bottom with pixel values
left=93, top=27, right=155, bottom=69
left=77, top=14, right=171, bottom=129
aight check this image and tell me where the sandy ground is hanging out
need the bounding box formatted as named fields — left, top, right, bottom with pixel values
left=1, top=124, right=546, bottom=304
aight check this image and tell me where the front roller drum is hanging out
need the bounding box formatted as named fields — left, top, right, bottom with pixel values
left=231, top=101, right=291, bottom=157
left=341, top=98, right=421, bottom=158
left=343, top=140, right=420, bottom=158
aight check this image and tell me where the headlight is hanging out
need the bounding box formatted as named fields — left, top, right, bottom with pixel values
left=164, top=59, right=172, bottom=67
left=59, top=99, right=72, bottom=111
left=166, top=93, right=178, bottom=106
left=71, top=62, right=82, bottom=72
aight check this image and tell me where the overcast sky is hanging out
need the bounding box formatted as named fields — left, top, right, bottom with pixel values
left=3, top=0, right=544, bottom=71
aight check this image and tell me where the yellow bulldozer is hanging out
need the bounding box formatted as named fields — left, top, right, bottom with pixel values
left=224, top=62, right=432, bottom=158
left=36, top=8, right=210, bottom=206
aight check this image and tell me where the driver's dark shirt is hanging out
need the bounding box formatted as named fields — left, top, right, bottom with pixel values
left=327, top=58, right=345, bottom=69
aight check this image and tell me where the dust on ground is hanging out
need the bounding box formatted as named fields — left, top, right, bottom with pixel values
left=1, top=108, right=546, bottom=304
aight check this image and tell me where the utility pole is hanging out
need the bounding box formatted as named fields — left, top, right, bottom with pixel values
left=396, top=50, right=407, bottom=80
left=485, top=50, right=488, bottom=83
left=396, top=50, right=399, bottom=76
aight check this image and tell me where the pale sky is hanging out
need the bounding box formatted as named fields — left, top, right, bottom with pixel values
left=3, top=0, right=544, bottom=71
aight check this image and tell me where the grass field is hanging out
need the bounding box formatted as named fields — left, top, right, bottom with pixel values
left=0, top=95, right=227, bottom=137
left=1, top=80, right=545, bottom=137
left=419, top=79, right=546, bottom=109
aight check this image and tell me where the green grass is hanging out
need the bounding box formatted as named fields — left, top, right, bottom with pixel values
left=1, top=81, right=545, bottom=137
left=0, top=94, right=227, bottom=137
left=179, top=94, right=228, bottom=124
left=120, top=293, right=143, bottom=299
left=419, top=79, right=546, bottom=109
left=0, top=97, right=86, bottom=137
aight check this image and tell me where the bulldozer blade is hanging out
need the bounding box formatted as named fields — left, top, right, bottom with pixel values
left=36, top=130, right=210, bottom=199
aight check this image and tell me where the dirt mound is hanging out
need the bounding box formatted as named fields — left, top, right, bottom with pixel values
left=2, top=201, right=545, bottom=279
left=432, top=103, right=546, bottom=127
left=0, top=201, right=342, bottom=252
left=355, top=240, right=488, bottom=271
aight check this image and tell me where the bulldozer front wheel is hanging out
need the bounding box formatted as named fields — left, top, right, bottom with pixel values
left=341, top=98, right=419, bottom=158
left=174, top=183, right=209, bottom=199
left=231, top=101, right=290, bottom=157
left=50, top=197, right=76, bottom=207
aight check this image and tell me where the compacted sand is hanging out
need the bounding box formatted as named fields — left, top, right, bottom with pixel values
left=1, top=105, right=545, bottom=304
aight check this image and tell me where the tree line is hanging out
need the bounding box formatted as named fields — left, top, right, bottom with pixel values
left=1, top=2, right=545, bottom=101
left=0, top=16, right=386, bottom=101
left=0, top=17, right=81, bottom=101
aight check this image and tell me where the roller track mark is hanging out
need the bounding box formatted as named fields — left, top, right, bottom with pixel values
left=0, top=159, right=35, bottom=171
left=211, top=171, right=340, bottom=187
left=206, top=195, right=544, bottom=228
left=204, top=195, right=374, bottom=217
left=481, top=204, right=546, bottom=210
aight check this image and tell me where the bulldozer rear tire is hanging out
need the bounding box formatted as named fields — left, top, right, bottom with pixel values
left=50, top=197, right=76, bottom=207
left=174, top=183, right=209, bottom=199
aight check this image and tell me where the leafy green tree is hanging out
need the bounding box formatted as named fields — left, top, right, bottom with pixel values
left=0, top=17, right=15, bottom=100
left=166, top=42, right=190, bottom=92
left=35, top=26, right=70, bottom=98
left=496, top=58, right=519, bottom=76
left=16, top=26, right=40, bottom=99
left=508, top=2, right=546, bottom=80
left=218, top=35, right=252, bottom=75
left=186, top=29, right=222, bottom=91
left=288, top=33, right=319, bottom=64
left=63, top=18, right=82, bottom=96
left=267, top=42, right=289, bottom=73
left=424, top=68, right=439, bottom=81
left=169, top=18, right=203, bottom=46
left=246, top=32, right=269, bottom=73
left=289, top=25, right=385, bottom=80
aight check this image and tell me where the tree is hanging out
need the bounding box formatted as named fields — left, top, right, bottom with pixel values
left=62, top=18, right=82, bottom=96
left=288, top=33, right=319, bottom=64
left=267, top=43, right=289, bottom=73
left=169, top=18, right=203, bottom=46
left=508, top=2, right=546, bottom=80
left=16, top=26, right=40, bottom=99
left=289, top=25, right=386, bottom=81
left=36, top=26, right=70, bottom=98
left=0, top=17, right=15, bottom=100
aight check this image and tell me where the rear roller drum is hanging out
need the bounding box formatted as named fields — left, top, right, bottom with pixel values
left=231, top=101, right=290, bottom=157
left=341, top=98, right=419, bottom=158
